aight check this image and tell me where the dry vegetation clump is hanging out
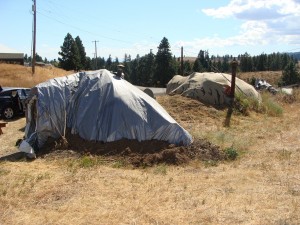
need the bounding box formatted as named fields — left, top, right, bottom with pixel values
left=0, top=63, right=72, bottom=87
left=275, top=87, right=300, bottom=104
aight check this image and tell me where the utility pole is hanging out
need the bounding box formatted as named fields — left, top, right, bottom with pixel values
left=92, top=40, right=99, bottom=70
left=32, top=0, right=36, bottom=74
left=181, top=46, right=183, bottom=75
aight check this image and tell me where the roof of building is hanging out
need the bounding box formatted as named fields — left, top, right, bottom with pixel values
left=0, top=53, right=24, bottom=59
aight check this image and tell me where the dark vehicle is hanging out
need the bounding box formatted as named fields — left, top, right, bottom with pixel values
left=0, top=86, right=31, bottom=120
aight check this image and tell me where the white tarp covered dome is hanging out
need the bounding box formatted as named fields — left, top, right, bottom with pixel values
left=167, top=72, right=261, bottom=106
left=20, top=69, right=192, bottom=155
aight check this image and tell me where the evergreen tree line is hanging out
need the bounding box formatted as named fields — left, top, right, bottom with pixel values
left=238, top=52, right=298, bottom=72
left=25, top=33, right=300, bottom=87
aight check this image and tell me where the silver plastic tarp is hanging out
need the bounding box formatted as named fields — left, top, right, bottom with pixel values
left=20, top=69, right=193, bottom=153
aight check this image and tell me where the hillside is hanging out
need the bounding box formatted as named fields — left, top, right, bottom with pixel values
left=288, top=51, right=300, bottom=60
left=238, top=71, right=282, bottom=86
left=0, top=63, right=73, bottom=87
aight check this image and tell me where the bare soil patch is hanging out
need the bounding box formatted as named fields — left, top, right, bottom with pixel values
left=39, top=132, right=225, bottom=167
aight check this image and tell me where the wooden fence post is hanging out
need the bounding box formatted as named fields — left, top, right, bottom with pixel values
left=230, top=59, right=238, bottom=99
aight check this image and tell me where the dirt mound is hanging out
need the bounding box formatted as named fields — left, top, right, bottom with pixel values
left=39, top=132, right=225, bottom=167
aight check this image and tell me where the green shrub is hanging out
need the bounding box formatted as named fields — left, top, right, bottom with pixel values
left=233, top=92, right=260, bottom=115
left=224, top=146, right=238, bottom=160
left=233, top=92, right=283, bottom=117
left=263, top=98, right=283, bottom=116
left=79, top=156, right=96, bottom=168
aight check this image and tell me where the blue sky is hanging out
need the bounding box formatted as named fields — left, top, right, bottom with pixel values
left=1, top=0, right=300, bottom=61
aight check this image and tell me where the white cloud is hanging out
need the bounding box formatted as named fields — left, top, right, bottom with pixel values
left=175, top=20, right=269, bottom=50
left=202, top=0, right=300, bottom=20
left=199, top=0, right=300, bottom=51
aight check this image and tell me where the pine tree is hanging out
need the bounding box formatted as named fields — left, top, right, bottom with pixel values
left=35, top=53, right=43, bottom=62
left=70, top=41, right=80, bottom=71
left=145, top=51, right=155, bottom=86
left=105, top=55, right=112, bottom=71
left=75, top=36, right=86, bottom=70
left=154, top=37, right=175, bottom=86
left=24, top=54, right=28, bottom=63
left=240, top=52, right=253, bottom=72
left=183, top=61, right=192, bottom=75
left=192, top=59, right=201, bottom=72
left=280, top=61, right=300, bottom=86
left=58, top=33, right=81, bottom=70
left=130, top=55, right=140, bottom=84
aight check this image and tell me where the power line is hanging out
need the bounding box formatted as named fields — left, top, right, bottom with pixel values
left=37, top=11, right=133, bottom=44
left=38, top=2, right=161, bottom=44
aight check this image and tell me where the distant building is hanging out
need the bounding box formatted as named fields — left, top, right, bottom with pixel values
left=35, top=62, right=53, bottom=67
left=177, top=56, right=197, bottom=63
left=35, top=61, right=45, bottom=67
left=0, top=53, right=24, bottom=65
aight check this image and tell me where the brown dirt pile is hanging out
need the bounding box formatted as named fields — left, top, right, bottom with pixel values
left=39, top=132, right=225, bottom=167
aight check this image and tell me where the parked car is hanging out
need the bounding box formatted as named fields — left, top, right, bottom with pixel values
left=0, top=86, right=31, bottom=119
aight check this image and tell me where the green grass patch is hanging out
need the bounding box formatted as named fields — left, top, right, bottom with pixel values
left=111, top=159, right=127, bottom=168
left=234, top=92, right=283, bottom=117
left=224, top=146, right=239, bottom=160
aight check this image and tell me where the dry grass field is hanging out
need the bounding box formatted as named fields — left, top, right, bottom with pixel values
left=0, top=64, right=299, bottom=224
left=238, top=71, right=282, bottom=86
left=0, top=63, right=74, bottom=88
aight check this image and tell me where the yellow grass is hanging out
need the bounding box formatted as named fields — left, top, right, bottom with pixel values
left=0, top=63, right=73, bottom=87
left=239, top=71, right=282, bottom=86
left=0, top=64, right=300, bottom=224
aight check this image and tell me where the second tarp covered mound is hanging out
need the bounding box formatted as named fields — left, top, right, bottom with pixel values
left=22, top=69, right=192, bottom=155
left=167, top=72, right=260, bottom=106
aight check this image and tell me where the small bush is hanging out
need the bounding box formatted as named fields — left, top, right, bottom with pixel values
left=233, top=92, right=260, bottom=116
left=263, top=98, right=283, bottom=116
left=224, top=147, right=238, bottom=160
left=79, top=156, right=96, bottom=168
